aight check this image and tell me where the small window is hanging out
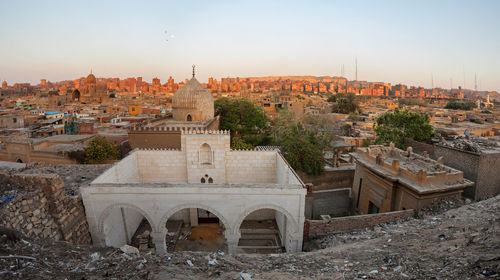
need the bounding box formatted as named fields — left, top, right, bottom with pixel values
left=208, top=178, right=213, bottom=184
left=187, top=114, right=192, bottom=121
left=201, top=178, right=206, bottom=183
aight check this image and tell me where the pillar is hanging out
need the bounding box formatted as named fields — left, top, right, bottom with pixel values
left=92, top=232, right=106, bottom=247
left=150, top=231, right=166, bottom=255
left=225, top=232, right=241, bottom=254
left=189, top=208, right=198, bottom=227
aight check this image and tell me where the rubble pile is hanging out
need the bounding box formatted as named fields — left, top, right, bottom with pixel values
left=15, top=162, right=111, bottom=195
left=439, top=135, right=500, bottom=153
left=1, top=195, right=498, bottom=279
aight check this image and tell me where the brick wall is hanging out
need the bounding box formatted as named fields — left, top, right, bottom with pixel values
left=0, top=173, right=91, bottom=244
left=304, top=209, right=415, bottom=240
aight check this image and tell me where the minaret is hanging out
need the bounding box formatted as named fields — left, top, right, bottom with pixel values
left=192, top=65, right=196, bottom=78
left=355, top=57, right=358, bottom=81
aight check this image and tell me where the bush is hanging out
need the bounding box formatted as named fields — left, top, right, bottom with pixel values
left=445, top=101, right=474, bottom=110
left=83, top=137, right=119, bottom=164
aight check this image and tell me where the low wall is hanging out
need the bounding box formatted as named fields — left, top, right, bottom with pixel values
left=0, top=173, right=91, bottom=244
left=305, top=188, right=350, bottom=219
left=298, top=166, right=355, bottom=191
left=304, top=209, right=415, bottom=240
left=404, top=138, right=435, bottom=158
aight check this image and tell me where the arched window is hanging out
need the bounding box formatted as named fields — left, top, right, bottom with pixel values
left=208, top=177, right=213, bottom=184
left=201, top=177, right=206, bottom=183
left=200, top=143, right=212, bottom=164
left=186, top=114, right=192, bottom=121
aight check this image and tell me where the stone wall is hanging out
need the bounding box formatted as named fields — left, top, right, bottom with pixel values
left=306, top=188, right=351, bottom=219
left=0, top=173, right=91, bottom=244
left=297, top=166, right=355, bottom=191
left=304, top=209, right=415, bottom=240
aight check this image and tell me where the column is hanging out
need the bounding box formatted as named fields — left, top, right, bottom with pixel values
left=225, top=232, right=241, bottom=254
left=150, top=231, right=166, bottom=255
left=189, top=208, right=198, bottom=227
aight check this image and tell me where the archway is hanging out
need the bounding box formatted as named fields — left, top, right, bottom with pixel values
left=186, top=114, right=192, bottom=121
left=16, top=159, right=23, bottom=163
left=236, top=208, right=294, bottom=253
left=100, top=205, right=155, bottom=252
left=161, top=206, right=228, bottom=252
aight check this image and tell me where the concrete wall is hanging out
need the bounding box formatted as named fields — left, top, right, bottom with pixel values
left=305, top=209, right=415, bottom=239
left=434, top=145, right=480, bottom=199
left=476, top=152, right=500, bottom=199
left=308, top=188, right=350, bottom=219
left=276, top=153, right=303, bottom=185
left=297, top=167, right=355, bottom=191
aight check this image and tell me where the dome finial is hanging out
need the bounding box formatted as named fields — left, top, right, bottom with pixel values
left=192, top=64, right=195, bottom=78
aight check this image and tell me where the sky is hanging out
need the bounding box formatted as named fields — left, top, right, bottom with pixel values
left=0, top=0, right=499, bottom=91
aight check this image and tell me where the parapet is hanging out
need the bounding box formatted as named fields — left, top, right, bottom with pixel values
left=181, top=129, right=230, bottom=135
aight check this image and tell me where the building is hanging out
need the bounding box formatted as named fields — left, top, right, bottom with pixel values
left=434, top=137, right=500, bottom=200
left=351, top=144, right=473, bottom=214
left=82, top=130, right=306, bottom=254
left=128, top=71, right=219, bottom=149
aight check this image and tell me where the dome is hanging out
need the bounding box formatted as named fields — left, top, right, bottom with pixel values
left=86, top=73, right=96, bottom=85
left=172, top=77, right=214, bottom=121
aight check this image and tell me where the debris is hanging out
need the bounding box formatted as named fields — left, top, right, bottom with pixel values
left=120, top=245, right=139, bottom=255
left=239, top=272, right=252, bottom=280
left=186, top=260, right=194, bottom=267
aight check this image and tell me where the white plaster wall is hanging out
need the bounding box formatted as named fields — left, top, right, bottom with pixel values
left=103, top=207, right=144, bottom=248
left=226, top=151, right=277, bottom=184
left=92, top=152, right=139, bottom=184
left=123, top=208, right=144, bottom=242
left=276, top=154, right=302, bottom=185
left=137, top=150, right=187, bottom=183
left=275, top=211, right=286, bottom=245
left=104, top=207, right=126, bottom=248
left=244, top=209, right=275, bottom=220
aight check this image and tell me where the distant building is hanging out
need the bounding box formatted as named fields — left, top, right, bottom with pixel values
left=351, top=144, right=473, bottom=214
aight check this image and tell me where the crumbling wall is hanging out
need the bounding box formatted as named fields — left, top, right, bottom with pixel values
left=404, top=138, right=435, bottom=158
left=304, top=209, right=415, bottom=240
left=0, top=173, right=91, bottom=244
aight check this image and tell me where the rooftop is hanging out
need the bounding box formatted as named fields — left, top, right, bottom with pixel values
left=437, top=136, right=500, bottom=154
left=352, top=144, right=473, bottom=194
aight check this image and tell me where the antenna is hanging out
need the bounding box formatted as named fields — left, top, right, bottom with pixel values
left=431, top=74, right=434, bottom=89
left=341, top=64, right=345, bottom=77
left=355, top=57, right=358, bottom=81
left=474, top=73, right=477, bottom=92
left=450, top=78, right=453, bottom=90
left=192, top=65, right=196, bottom=78
left=463, top=65, right=466, bottom=89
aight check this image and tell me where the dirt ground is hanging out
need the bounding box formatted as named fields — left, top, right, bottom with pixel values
left=0, top=194, right=498, bottom=279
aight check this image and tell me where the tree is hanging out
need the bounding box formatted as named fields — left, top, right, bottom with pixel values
left=83, top=137, right=119, bottom=164
left=330, top=92, right=361, bottom=114
left=444, top=101, right=474, bottom=110
left=374, top=109, right=434, bottom=149
left=270, top=111, right=326, bottom=176
left=215, top=98, right=268, bottom=146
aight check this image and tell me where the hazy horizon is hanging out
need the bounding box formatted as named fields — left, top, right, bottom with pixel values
left=1, top=0, right=499, bottom=91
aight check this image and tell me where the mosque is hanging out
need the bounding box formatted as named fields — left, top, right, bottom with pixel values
left=77, top=72, right=108, bottom=103
left=82, top=68, right=306, bottom=254
left=127, top=68, right=219, bottom=149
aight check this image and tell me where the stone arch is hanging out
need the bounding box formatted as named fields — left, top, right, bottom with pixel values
left=158, top=203, right=231, bottom=234
left=98, top=203, right=156, bottom=234
left=233, top=204, right=298, bottom=236
left=200, top=143, right=212, bottom=164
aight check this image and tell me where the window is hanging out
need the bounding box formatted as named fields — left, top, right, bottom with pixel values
left=200, top=174, right=213, bottom=184
left=186, top=114, right=192, bottom=121
left=200, top=143, right=212, bottom=164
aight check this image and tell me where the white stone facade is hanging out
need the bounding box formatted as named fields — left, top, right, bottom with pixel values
left=82, top=130, right=306, bottom=254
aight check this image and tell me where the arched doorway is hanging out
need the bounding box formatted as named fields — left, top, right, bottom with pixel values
left=237, top=208, right=291, bottom=253
left=186, top=114, right=192, bottom=121
left=101, top=206, right=155, bottom=252
left=162, top=207, right=227, bottom=252
left=16, top=159, right=23, bottom=163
